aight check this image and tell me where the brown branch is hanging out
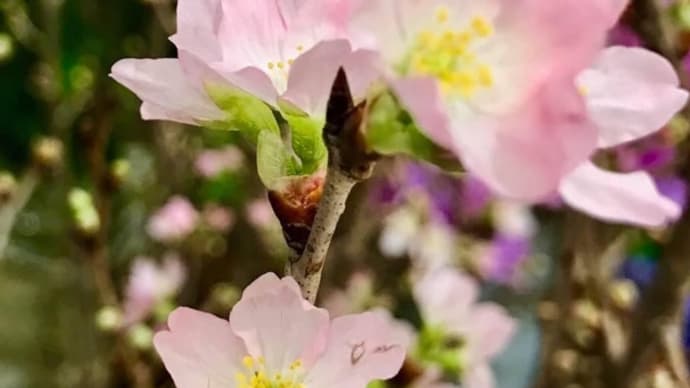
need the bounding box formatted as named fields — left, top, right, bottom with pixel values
left=77, top=95, right=154, bottom=388
left=287, top=69, right=377, bottom=303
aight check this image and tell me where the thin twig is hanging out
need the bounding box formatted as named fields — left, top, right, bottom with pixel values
left=287, top=168, right=358, bottom=301
left=287, top=69, right=377, bottom=302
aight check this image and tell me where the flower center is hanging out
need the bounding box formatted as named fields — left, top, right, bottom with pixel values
left=404, top=7, right=496, bottom=99
left=264, top=44, right=305, bottom=93
left=235, top=356, right=306, bottom=388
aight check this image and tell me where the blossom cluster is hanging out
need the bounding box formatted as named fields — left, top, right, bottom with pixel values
left=108, top=0, right=690, bottom=387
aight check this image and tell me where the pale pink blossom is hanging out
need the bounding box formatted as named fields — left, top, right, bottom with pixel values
left=245, top=198, right=277, bottom=229
left=111, top=0, right=379, bottom=125
left=147, top=196, right=199, bottom=242
left=195, top=146, right=245, bottom=178
left=203, top=204, right=236, bottom=233
left=559, top=46, right=688, bottom=226
left=348, top=0, right=621, bottom=200
left=414, top=268, right=516, bottom=388
left=154, top=273, right=410, bottom=388
left=123, top=254, right=186, bottom=326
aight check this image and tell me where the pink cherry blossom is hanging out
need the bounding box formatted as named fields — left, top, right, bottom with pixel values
left=559, top=46, right=688, bottom=227
left=414, top=268, right=516, bottom=388
left=111, top=0, right=379, bottom=125
left=154, top=273, right=410, bottom=388
left=195, top=145, right=245, bottom=178
left=147, top=196, right=200, bottom=243
left=202, top=204, right=236, bottom=233
left=123, top=254, right=186, bottom=326
left=347, top=0, right=622, bottom=200
left=245, top=198, right=278, bottom=229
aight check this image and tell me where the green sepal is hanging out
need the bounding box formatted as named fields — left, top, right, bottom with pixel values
left=284, top=114, right=328, bottom=176
left=205, top=83, right=280, bottom=145
left=256, top=130, right=301, bottom=189
left=366, top=93, right=462, bottom=172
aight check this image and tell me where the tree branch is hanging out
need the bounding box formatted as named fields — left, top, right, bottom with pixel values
left=287, top=69, right=377, bottom=303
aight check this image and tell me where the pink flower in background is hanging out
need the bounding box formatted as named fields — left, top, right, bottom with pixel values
left=202, top=204, right=236, bottom=233
left=154, top=273, right=409, bottom=388
left=111, top=0, right=379, bottom=124
left=147, top=196, right=199, bottom=242
left=348, top=0, right=621, bottom=200
left=195, top=145, right=245, bottom=178
left=245, top=198, right=277, bottom=229
left=414, top=268, right=516, bottom=388
left=559, top=46, right=688, bottom=227
left=123, top=255, right=186, bottom=326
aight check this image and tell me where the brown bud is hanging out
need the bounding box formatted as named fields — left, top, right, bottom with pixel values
left=268, top=174, right=325, bottom=257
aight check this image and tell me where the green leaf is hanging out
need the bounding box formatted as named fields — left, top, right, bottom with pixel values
left=256, top=130, right=300, bottom=188
left=284, top=114, right=327, bottom=176
left=205, top=83, right=279, bottom=144
left=366, top=93, right=462, bottom=171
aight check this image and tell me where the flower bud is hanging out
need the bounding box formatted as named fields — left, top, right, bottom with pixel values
left=0, top=171, right=17, bottom=203
left=68, top=188, right=100, bottom=236
left=32, top=137, right=63, bottom=172
left=106, top=159, right=130, bottom=190
left=127, top=323, right=154, bottom=350
left=95, top=306, right=123, bottom=332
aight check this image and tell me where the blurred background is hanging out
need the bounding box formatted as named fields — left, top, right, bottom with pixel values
left=1, top=1, right=690, bottom=388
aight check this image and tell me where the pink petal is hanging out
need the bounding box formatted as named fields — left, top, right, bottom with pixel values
left=153, top=308, right=247, bottom=388
left=230, top=280, right=330, bottom=371
left=172, top=0, right=223, bottom=64
left=110, top=58, right=224, bottom=124
left=559, top=161, right=681, bottom=227
left=413, top=268, right=479, bottom=328
left=466, top=304, right=517, bottom=361
left=391, top=77, right=454, bottom=147
left=499, top=0, right=610, bottom=77
left=451, top=79, right=599, bottom=200
left=210, top=64, right=280, bottom=107
left=239, top=272, right=303, bottom=300
left=464, top=363, right=496, bottom=388
left=306, top=310, right=410, bottom=387
left=282, top=39, right=381, bottom=117
left=578, top=46, right=689, bottom=148
left=140, top=102, right=198, bottom=125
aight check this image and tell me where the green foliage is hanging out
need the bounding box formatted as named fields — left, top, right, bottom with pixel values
left=205, top=84, right=280, bottom=143
left=366, top=93, right=462, bottom=172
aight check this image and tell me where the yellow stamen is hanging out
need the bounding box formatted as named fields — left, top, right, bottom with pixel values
left=436, top=6, right=450, bottom=23
left=404, top=14, right=497, bottom=99
left=471, top=16, right=493, bottom=37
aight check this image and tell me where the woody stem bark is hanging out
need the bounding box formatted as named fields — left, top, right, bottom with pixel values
left=287, top=68, right=377, bottom=303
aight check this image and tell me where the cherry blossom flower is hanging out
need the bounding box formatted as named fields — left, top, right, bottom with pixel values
left=147, top=196, right=199, bottom=243
left=111, top=0, right=378, bottom=126
left=203, top=204, right=236, bottom=233
left=123, top=254, right=186, bottom=326
left=559, top=46, right=688, bottom=226
left=413, top=268, right=516, bottom=388
left=245, top=198, right=278, bottom=229
left=154, top=273, right=410, bottom=388
left=195, top=145, right=245, bottom=178
left=348, top=0, right=621, bottom=200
